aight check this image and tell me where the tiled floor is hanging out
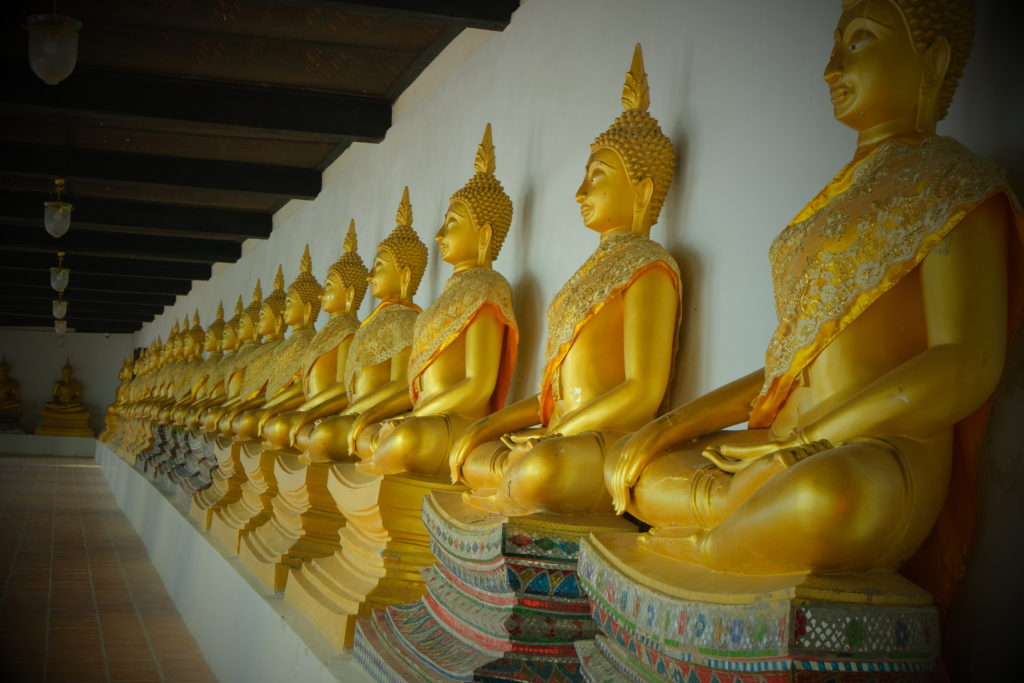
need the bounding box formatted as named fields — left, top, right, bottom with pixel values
left=0, top=455, right=217, bottom=683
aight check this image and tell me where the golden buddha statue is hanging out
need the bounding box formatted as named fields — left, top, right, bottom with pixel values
left=171, top=302, right=226, bottom=427
left=355, top=124, right=518, bottom=478
left=450, top=45, right=682, bottom=516
left=231, top=246, right=323, bottom=443
left=193, top=295, right=250, bottom=433
left=261, top=221, right=367, bottom=453
left=602, top=0, right=1023, bottom=620
left=157, top=310, right=205, bottom=426
left=304, top=188, right=425, bottom=463
left=37, top=359, right=94, bottom=437
left=100, top=356, right=134, bottom=442
left=0, top=356, right=23, bottom=433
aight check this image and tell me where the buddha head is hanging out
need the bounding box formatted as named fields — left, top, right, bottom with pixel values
left=826, top=0, right=974, bottom=139
left=371, top=187, right=428, bottom=303
left=440, top=124, right=513, bottom=270
left=166, top=319, right=182, bottom=363
left=239, top=280, right=264, bottom=343
left=285, top=245, right=324, bottom=330
left=579, top=44, right=676, bottom=237
left=223, top=296, right=244, bottom=351
left=185, top=311, right=205, bottom=359
left=324, top=220, right=369, bottom=316
left=61, top=359, right=73, bottom=381
left=205, top=302, right=225, bottom=354
left=259, top=266, right=287, bottom=338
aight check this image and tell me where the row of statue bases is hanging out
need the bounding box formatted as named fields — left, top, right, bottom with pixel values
left=74, top=6, right=1024, bottom=679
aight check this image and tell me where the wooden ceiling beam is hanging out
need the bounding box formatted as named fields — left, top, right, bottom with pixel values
left=1, top=66, right=391, bottom=143
left=0, top=250, right=212, bottom=281
left=0, top=269, right=192, bottom=297
left=0, top=143, right=322, bottom=200
left=0, top=192, right=271, bottom=240
left=3, top=284, right=175, bottom=308
left=298, top=1, right=519, bottom=30
left=0, top=314, right=141, bottom=334
left=0, top=226, right=241, bottom=264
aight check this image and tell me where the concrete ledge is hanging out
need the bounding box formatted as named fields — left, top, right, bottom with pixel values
left=1, top=433, right=97, bottom=457
left=95, top=442, right=370, bottom=683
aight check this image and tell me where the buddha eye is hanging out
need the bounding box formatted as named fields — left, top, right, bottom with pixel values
left=847, top=29, right=874, bottom=51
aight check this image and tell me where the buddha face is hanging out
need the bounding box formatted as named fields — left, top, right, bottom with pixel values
left=284, top=291, right=305, bottom=327
left=222, top=324, right=239, bottom=351
left=182, top=334, right=196, bottom=358
left=258, top=304, right=279, bottom=337
left=825, top=0, right=924, bottom=134
left=576, top=147, right=637, bottom=235
left=368, top=250, right=403, bottom=301
left=322, top=273, right=351, bottom=315
left=238, top=314, right=256, bottom=342
left=437, top=201, right=483, bottom=269
left=204, top=330, right=221, bottom=353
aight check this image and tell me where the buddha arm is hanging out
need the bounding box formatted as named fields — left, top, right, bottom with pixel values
left=449, top=394, right=542, bottom=484
left=412, top=305, right=503, bottom=417
left=718, top=196, right=1010, bottom=460
left=553, top=266, right=678, bottom=436
left=346, top=348, right=413, bottom=452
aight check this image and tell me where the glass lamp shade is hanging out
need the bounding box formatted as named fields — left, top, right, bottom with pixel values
left=43, top=201, right=73, bottom=237
left=26, top=15, right=82, bottom=86
left=52, top=299, right=68, bottom=319
left=54, top=319, right=67, bottom=336
left=50, top=266, right=70, bottom=293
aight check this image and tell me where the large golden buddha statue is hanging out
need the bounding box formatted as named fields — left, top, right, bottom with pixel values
left=603, top=0, right=1022, bottom=619
left=37, top=359, right=94, bottom=437
left=450, top=45, right=682, bottom=516
left=261, top=221, right=367, bottom=453
left=304, top=188, right=425, bottom=463
left=355, top=124, right=518, bottom=478
left=231, top=247, right=322, bottom=443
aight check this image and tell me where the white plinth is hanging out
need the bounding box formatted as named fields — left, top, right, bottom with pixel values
left=0, top=433, right=97, bottom=457
left=95, top=442, right=370, bottom=683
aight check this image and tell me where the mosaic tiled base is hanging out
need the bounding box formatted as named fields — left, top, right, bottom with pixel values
left=576, top=532, right=938, bottom=682
left=353, top=491, right=635, bottom=682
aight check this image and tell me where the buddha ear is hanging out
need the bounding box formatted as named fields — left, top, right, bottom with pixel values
left=345, top=285, right=356, bottom=312
left=632, top=177, right=655, bottom=232
left=400, top=265, right=412, bottom=300
left=303, top=300, right=312, bottom=324
left=477, top=223, right=493, bottom=266
left=917, top=35, right=950, bottom=132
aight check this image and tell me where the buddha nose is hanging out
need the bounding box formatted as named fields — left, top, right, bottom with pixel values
left=824, top=49, right=842, bottom=84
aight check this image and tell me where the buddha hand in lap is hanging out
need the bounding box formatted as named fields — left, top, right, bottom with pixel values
left=355, top=124, right=518, bottom=478
left=304, top=188, right=424, bottom=464
left=606, top=0, right=1023, bottom=613
left=449, top=45, right=682, bottom=516
left=232, top=247, right=323, bottom=443
left=262, top=222, right=367, bottom=452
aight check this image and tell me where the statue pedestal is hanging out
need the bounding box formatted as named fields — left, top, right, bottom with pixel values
left=284, top=467, right=462, bottom=652
left=575, top=532, right=939, bottom=682
left=36, top=408, right=94, bottom=437
left=352, top=492, right=634, bottom=682
left=237, top=453, right=346, bottom=593
left=209, top=441, right=276, bottom=554
left=190, top=439, right=244, bottom=530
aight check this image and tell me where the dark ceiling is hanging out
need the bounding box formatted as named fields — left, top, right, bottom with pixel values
left=0, top=0, right=518, bottom=334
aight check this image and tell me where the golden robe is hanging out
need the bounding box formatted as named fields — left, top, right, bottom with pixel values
left=343, top=302, right=420, bottom=396
left=408, top=267, right=518, bottom=411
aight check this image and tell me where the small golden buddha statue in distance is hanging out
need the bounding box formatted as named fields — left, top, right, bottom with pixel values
left=355, top=124, right=518, bottom=477
left=37, top=359, right=94, bottom=437
left=232, top=246, right=324, bottom=442
left=262, top=221, right=369, bottom=452
left=202, top=281, right=266, bottom=435
left=450, top=44, right=682, bottom=516
left=0, top=356, right=22, bottom=413
left=305, top=187, right=426, bottom=463
left=605, top=0, right=1022, bottom=616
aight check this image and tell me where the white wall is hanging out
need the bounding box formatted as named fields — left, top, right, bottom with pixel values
left=0, top=329, right=133, bottom=433
left=128, top=1, right=1022, bottom=677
